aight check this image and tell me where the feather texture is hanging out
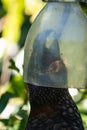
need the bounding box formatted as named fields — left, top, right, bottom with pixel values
left=26, top=84, right=84, bottom=130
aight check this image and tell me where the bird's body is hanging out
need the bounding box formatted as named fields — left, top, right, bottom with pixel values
left=26, top=84, right=84, bottom=130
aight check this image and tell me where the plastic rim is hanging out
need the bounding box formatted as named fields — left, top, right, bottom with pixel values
left=42, top=0, right=87, bottom=3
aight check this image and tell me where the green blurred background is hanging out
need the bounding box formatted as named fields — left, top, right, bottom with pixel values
left=0, top=0, right=87, bottom=130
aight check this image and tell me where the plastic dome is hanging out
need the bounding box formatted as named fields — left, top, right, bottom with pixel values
left=23, top=2, right=87, bottom=88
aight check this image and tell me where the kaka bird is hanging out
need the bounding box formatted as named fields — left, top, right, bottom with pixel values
left=23, top=1, right=87, bottom=130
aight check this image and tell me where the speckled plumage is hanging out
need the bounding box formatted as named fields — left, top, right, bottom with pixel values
left=26, top=84, right=84, bottom=130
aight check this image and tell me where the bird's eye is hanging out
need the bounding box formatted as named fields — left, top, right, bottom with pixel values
left=79, top=2, right=87, bottom=17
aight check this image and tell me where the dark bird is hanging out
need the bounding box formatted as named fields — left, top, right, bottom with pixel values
left=24, top=2, right=86, bottom=130
left=26, top=84, right=84, bottom=130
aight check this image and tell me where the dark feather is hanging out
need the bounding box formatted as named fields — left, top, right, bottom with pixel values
left=26, top=84, right=84, bottom=130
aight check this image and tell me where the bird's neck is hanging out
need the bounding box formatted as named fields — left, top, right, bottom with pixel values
left=27, top=84, right=84, bottom=130
left=28, top=84, right=71, bottom=116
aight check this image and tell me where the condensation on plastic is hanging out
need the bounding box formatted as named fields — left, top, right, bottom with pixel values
left=43, top=0, right=87, bottom=3
left=23, top=2, right=87, bottom=88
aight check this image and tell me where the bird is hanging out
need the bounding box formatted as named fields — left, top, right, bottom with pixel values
left=25, top=84, right=84, bottom=130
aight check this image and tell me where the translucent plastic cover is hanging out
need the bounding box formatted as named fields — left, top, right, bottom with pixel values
left=43, top=0, right=87, bottom=3
left=23, top=3, right=87, bottom=88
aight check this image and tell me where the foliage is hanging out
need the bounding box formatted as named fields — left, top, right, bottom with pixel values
left=0, top=0, right=87, bottom=130
left=9, top=59, right=20, bottom=73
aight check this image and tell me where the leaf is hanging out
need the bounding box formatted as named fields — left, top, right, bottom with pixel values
left=9, top=59, right=20, bottom=73
left=0, top=92, right=13, bottom=113
left=10, top=76, right=27, bottom=99
left=17, top=109, right=29, bottom=130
